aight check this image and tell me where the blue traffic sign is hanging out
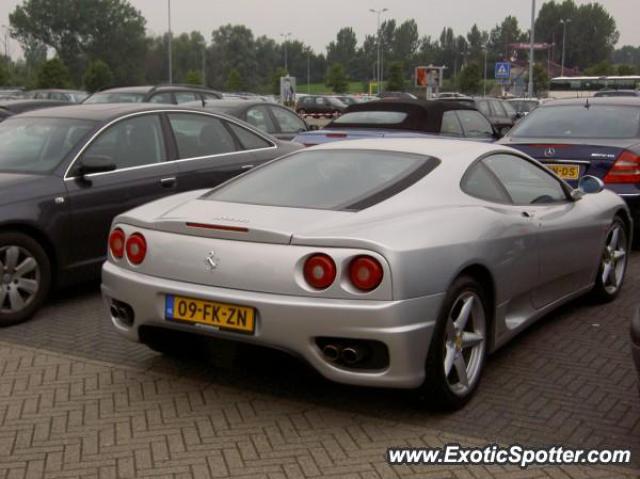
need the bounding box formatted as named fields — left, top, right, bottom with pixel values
left=494, top=62, right=511, bottom=79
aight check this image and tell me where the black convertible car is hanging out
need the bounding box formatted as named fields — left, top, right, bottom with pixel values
left=0, top=103, right=300, bottom=325
left=292, top=99, right=498, bottom=146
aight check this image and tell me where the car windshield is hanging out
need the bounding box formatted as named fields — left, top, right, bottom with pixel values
left=0, top=117, right=96, bottom=173
left=84, top=92, right=146, bottom=104
left=206, top=149, right=437, bottom=210
left=332, top=111, right=408, bottom=125
left=509, top=105, right=640, bottom=139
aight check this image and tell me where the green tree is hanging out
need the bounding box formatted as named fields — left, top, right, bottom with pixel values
left=82, top=59, right=113, bottom=92
left=616, top=64, right=636, bottom=75
left=457, top=63, right=482, bottom=94
left=531, top=64, right=549, bottom=95
left=36, top=58, right=72, bottom=88
left=584, top=61, right=615, bottom=76
left=535, top=0, right=618, bottom=69
left=207, top=25, right=256, bottom=90
left=386, top=62, right=405, bottom=91
left=325, top=63, right=348, bottom=93
left=225, top=68, right=243, bottom=91
left=184, top=70, right=202, bottom=85
left=10, top=0, right=147, bottom=85
left=327, top=28, right=358, bottom=78
left=0, top=62, right=9, bottom=86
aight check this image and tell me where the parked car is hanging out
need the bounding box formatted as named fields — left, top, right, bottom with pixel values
left=500, top=97, right=640, bottom=244
left=0, top=89, right=24, bottom=100
left=187, top=100, right=309, bottom=141
left=295, top=95, right=348, bottom=115
left=506, top=98, right=542, bottom=115
left=0, top=103, right=300, bottom=326
left=632, top=308, right=640, bottom=384
left=594, top=89, right=640, bottom=98
left=293, top=99, right=497, bottom=146
left=84, top=84, right=222, bottom=104
left=465, top=97, right=519, bottom=136
left=438, top=92, right=471, bottom=99
left=0, top=100, right=71, bottom=122
left=102, top=138, right=630, bottom=409
left=378, top=91, right=417, bottom=99
left=26, top=89, right=89, bottom=103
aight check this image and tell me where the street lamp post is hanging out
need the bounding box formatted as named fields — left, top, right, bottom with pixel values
left=560, top=19, right=571, bottom=76
left=369, top=8, right=388, bottom=95
left=528, top=0, right=536, bottom=98
left=483, top=46, right=488, bottom=97
left=280, top=32, right=292, bottom=74
left=167, top=0, right=172, bottom=84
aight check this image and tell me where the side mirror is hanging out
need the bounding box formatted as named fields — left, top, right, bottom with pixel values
left=577, top=175, right=604, bottom=195
left=78, top=155, right=116, bottom=176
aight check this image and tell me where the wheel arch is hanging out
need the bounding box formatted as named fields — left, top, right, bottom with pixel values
left=0, top=223, right=59, bottom=284
left=454, top=263, right=497, bottom=349
left=614, top=207, right=633, bottom=244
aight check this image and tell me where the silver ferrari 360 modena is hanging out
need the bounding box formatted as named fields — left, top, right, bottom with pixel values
left=102, top=139, right=631, bottom=409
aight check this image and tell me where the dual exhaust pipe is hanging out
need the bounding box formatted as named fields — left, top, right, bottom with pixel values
left=322, top=343, right=366, bottom=365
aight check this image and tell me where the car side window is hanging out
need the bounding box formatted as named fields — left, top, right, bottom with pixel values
left=456, top=110, right=494, bottom=138
left=149, top=92, right=174, bottom=104
left=440, top=111, right=464, bottom=137
left=175, top=92, right=200, bottom=104
left=271, top=106, right=306, bottom=133
left=168, top=113, right=238, bottom=158
left=476, top=100, right=491, bottom=117
left=80, top=114, right=166, bottom=171
left=228, top=123, right=273, bottom=150
left=246, top=106, right=277, bottom=133
left=483, top=154, right=568, bottom=205
left=489, top=100, right=507, bottom=116
left=461, top=161, right=512, bottom=203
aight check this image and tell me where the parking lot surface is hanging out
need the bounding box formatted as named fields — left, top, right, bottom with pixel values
left=0, top=255, right=639, bottom=478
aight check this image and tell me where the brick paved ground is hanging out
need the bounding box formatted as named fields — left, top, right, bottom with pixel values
left=1, top=255, right=639, bottom=478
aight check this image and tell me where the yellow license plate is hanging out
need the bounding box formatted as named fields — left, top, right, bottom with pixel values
left=165, top=295, right=255, bottom=334
left=547, top=164, right=580, bottom=180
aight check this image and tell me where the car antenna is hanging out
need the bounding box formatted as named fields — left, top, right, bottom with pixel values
left=201, top=97, right=206, bottom=108
left=584, top=97, right=590, bottom=109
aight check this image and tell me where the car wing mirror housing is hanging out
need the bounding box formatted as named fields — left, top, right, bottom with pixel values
left=78, top=155, right=117, bottom=176
left=576, top=175, right=605, bottom=196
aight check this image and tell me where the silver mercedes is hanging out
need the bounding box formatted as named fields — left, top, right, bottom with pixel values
left=101, top=139, right=631, bottom=409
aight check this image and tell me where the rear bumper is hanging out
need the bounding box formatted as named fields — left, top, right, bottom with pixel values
left=101, top=261, right=445, bottom=389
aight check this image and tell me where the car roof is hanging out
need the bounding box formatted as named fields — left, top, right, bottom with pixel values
left=94, top=86, right=154, bottom=94
left=325, top=98, right=478, bottom=132
left=311, top=137, right=501, bottom=161
left=0, top=99, right=71, bottom=112
left=541, top=97, right=640, bottom=107
left=14, top=103, right=212, bottom=121
left=196, top=99, right=269, bottom=111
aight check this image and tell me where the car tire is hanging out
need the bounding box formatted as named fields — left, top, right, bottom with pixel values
left=590, top=217, right=629, bottom=303
left=419, top=275, right=488, bottom=410
left=0, top=232, right=51, bottom=327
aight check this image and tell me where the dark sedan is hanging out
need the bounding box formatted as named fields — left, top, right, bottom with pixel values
left=187, top=100, right=309, bottom=141
left=0, top=100, right=71, bottom=122
left=293, top=99, right=497, bottom=146
left=0, top=104, right=300, bottom=325
left=500, top=97, right=640, bottom=244
left=84, top=84, right=222, bottom=104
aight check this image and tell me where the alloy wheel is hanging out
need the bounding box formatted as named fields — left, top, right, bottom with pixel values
left=443, top=291, right=486, bottom=396
left=601, top=224, right=627, bottom=295
left=0, top=245, right=40, bottom=313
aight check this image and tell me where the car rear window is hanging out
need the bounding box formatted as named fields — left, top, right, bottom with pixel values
left=509, top=105, right=640, bottom=139
left=206, top=149, right=438, bottom=211
left=332, top=111, right=408, bottom=125
left=84, top=92, right=146, bottom=104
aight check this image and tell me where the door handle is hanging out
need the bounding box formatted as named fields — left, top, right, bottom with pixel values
left=522, top=211, right=535, bottom=218
left=160, top=177, right=176, bottom=187
left=241, top=164, right=255, bottom=170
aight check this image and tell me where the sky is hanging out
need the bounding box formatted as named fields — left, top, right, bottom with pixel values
left=0, top=0, right=638, bottom=59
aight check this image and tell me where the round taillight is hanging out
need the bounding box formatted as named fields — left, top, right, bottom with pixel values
left=349, top=256, right=383, bottom=291
left=303, top=254, right=336, bottom=289
left=125, top=233, right=147, bottom=265
left=109, top=228, right=125, bottom=259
